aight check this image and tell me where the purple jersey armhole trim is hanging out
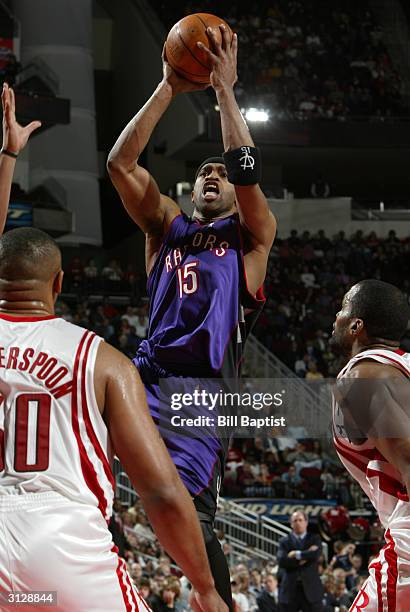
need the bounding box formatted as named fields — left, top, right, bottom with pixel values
left=235, top=221, right=267, bottom=310
left=146, top=211, right=183, bottom=294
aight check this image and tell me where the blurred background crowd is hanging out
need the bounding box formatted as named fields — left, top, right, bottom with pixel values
left=152, top=0, right=405, bottom=121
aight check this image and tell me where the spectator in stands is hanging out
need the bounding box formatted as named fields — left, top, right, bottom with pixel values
left=249, top=569, right=263, bottom=598
left=332, top=542, right=356, bottom=573
left=256, top=574, right=279, bottom=612
left=237, top=572, right=258, bottom=611
left=320, top=467, right=336, bottom=499
left=236, top=461, right=257, bottom=495
left=130, top=562, right=143, bottom=583
left=345, top=554, right=365, bottom=590
left=348, top=575, right=368, bottom=607
left=157, top=576, right=182, bottom=611
left=252, top=462, right=274, bottom=497
left=286, top=442, right=322, bottom=473
left=122, top=305, right=139, bottom=328
left=333, top=578, right=351, bottom=610
left=281, top=465, right=302, bottom=499
left=231, top=577, right=250, bottom=611
left=83, top=258, right=98, bottom=279
left=90, top=304, right=109, bottom=337
left=305, top=360, right=324, bottom=380
left=138, top=577, right=152, bottom=602
left=83, top=258, right=99, bottom=290
left=321, top=574, right=337, bottom=611
left=102, top=258, right=123, bottom=281
left=300, top=265, right=318, bottom=289
left=135, top=310, right=149, bottom=339
left=294, top=353, right=309, bottom=378
left=66, top=256, right=83, bottom=288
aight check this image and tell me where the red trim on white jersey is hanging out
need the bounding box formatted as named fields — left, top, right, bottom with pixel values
left=373, top=559, right=383, bottom=609
left=333, top=434, right=386, bottom=462
left=349, top=579, right=370, bottom=610
left=365, top=352, right=410, bottom=378
left=121, top=560, right=150, bottom=612
left=366, top=468, right=408, bottom=502
left=337, top=347, right=410, bottom=380
left=335, top=440, right=409, bottom=502
left=368, top=530, right=399, bottom=611
left=385, top=529, right=398, bottom=611
left=71, top=330, right=108, bottom=518
left=115, top=553, right=133, bottom=611
left=333, top=439, right=367, bottom=474
left=80, top=332, right=115, bottom=489
left=112, top=544, right=150, bottom=611
left=0, top=314, right=58, bottom=322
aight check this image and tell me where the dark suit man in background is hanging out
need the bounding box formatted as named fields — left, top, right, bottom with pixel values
left=257, top=573, right=279, bottom=612
left=277, top=510, right=324, bottom=611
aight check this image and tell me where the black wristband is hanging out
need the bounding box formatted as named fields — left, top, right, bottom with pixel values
left=1, top=148, right=18, bottom=159
left=223, top=146, right=261, bottom=186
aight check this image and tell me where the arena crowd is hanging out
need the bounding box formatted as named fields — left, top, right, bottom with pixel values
left=152, top=0, right=405, bottom=120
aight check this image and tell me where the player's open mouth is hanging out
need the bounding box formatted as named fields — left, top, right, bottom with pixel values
left=203, top=181, right=220, bottom=201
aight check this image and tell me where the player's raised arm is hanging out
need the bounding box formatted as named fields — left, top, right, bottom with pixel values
left=106, top=51, right=207, bottom=238
left=198, top=27, right=277, bottom=253
left=0, top=83, right=41, bottom=235
left=96, top=343, right=227, bottom=612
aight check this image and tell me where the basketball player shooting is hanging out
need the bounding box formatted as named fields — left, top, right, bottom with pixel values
left=107, top=26, right=276, bottom=610
left=0, top=228, right=227, bottom=611
left=331, top=280, right=410, bottom=610
left=0, top=82, right=41, bottom=234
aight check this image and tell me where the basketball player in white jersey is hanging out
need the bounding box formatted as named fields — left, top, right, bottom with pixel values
left=0, top=228, right=227, bottom=611
left=331, top=279, right=410, bottom=611
left=0, top=82, right=41, bottom=234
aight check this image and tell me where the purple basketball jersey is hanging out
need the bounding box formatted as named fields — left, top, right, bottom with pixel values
left=133, top=212, right=265, bottom=500
left=136, top=212, right=264, bottom=377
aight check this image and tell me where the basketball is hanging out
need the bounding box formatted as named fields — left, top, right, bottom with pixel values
left=165, top=13, right=233, bottom=84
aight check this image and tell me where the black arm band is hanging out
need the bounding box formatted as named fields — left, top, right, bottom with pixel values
left=223, top=146, right=262, bottom=186
left=0, top=148, right=18, bottom=159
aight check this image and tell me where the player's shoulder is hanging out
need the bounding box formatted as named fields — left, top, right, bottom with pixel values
left=345, top=359, right=405, bottom=380
left=95, top=339, right=135, bottom=377
left=51, top=317, right=100, bottom=341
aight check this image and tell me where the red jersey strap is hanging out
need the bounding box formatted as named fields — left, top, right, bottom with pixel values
left=0, top=314, right=58, bottom=322
left=341, top=348, right=410, bottom=379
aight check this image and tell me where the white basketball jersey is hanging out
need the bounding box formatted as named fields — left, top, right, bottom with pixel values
left=0, top=314, right=114, bottom=522
left=333, top=348, right=410, bottom=528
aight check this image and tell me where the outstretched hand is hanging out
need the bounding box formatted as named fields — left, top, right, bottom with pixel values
left=161, top=44, right=209, bottom=96
left=2, top=82, right=41, bottom=154
left=197, top=26, right=238, bottom=92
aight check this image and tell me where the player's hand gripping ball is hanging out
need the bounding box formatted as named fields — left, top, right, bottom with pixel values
left=165, top=13, right=233, bottom=84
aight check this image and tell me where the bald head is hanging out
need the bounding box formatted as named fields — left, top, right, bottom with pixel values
left=0, top=228, right=62, bottom=282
